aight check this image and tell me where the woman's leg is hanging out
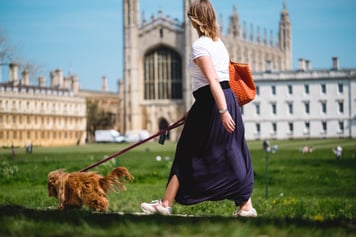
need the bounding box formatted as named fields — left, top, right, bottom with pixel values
left=140, top=174, right=179, bottom=215
left=233, top=197, right=257, bottom=217
left=239, top=198, right=253, bottom=211
left=161, top=174, right=179, bottom=207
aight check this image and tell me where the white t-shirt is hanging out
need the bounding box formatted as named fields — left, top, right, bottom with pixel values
left=188, top=36, right=230, bottom=91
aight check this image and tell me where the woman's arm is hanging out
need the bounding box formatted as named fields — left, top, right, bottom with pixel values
left=194, top=56, right=235, bottom=133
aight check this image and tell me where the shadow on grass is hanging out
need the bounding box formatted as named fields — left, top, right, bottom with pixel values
left=0, top=205, right=355, bottom=237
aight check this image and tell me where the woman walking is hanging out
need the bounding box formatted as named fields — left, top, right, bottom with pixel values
left=141, top=0, right=256, bottom=217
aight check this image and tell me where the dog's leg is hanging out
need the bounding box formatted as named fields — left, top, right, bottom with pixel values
left=93, top=197, right=109, bottom=212
left=58, top=177, right=68, bottom=209
left=84, top=191, right=109, bottom=212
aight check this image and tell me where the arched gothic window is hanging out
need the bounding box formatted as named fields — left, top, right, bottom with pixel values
left=144, top=47, right=182, bottom=100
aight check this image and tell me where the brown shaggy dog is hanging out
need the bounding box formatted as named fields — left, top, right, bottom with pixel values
left=48, top=166, right=134, bottom=211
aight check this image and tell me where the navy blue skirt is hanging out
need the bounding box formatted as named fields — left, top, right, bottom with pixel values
left=169, top=81, right=254, bottom=206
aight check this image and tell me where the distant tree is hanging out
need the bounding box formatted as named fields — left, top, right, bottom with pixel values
left=86, top=100, right=100, bottom=142
left=96, top=111, right=116, bottom=129
left=0, top=28, right=14, bottom=67
left=86, top=100, right=116, bottom=142
left=0, top=28, right=42, bottom=85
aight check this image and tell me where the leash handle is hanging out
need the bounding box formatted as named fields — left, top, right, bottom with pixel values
left=80, top=117, right=185, bottom=172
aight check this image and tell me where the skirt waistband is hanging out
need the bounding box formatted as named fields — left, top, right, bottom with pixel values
left=193, top=81, right=230, bottom=99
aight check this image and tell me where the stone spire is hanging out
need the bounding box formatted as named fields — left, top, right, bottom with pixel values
left=278, top=0, right=291, bottom=50
left=227, top=5, right=240, bottom=38
left=278, top=0, right=292, bottom=69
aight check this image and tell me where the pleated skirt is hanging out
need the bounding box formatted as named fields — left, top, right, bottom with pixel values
left=169, top=81, right=254, bottom=206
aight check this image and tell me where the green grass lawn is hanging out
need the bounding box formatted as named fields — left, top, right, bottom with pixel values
left=0, top=138, right=355, bottom=237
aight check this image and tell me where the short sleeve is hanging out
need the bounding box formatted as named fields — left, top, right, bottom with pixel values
left=191, top=39, right=209, bottom=60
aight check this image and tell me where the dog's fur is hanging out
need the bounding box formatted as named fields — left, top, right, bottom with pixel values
left=48, top=166, right=134, bottom=211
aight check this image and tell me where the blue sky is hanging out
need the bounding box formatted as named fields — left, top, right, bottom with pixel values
left=0, top=0, right=355, bottom=91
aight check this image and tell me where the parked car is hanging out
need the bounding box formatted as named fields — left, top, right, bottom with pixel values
left=124, top=130, right=149, bottom=143
left=94, top=130, right=125, bottom=143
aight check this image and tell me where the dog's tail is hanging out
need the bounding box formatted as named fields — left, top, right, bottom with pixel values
left=100, top=166, right=134, bottom=193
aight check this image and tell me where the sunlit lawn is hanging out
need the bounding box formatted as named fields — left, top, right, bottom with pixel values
left=0, top=138, right=355, bottom=236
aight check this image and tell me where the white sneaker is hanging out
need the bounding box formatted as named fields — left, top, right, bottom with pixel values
left=140, top=200, right=172, bottom=215
left=233, top=208, right=257, bottom=218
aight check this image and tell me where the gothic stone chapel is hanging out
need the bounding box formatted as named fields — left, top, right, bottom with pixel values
left=122, top=0, right=291, bottom=140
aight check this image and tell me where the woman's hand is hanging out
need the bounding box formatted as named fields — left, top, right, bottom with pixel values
left=220, top=111, right=235, bottom=133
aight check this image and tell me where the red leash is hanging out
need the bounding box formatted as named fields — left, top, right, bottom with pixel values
left=80, top=117, right=185, bottom=172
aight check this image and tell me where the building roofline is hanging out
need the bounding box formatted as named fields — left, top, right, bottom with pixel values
left=253, top=68, right=356, bottom=81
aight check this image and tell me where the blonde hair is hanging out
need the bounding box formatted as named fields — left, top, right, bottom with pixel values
left=187, top=0, right=219, bottom=41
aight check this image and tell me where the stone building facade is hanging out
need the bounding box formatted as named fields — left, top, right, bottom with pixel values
left=0, top=63, right=87, bottom=147
left=243, top=58, right=356, bottom=140
left=122, top=0, right=292, bottom=141
left=0, top=62, right=123, bottom=147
